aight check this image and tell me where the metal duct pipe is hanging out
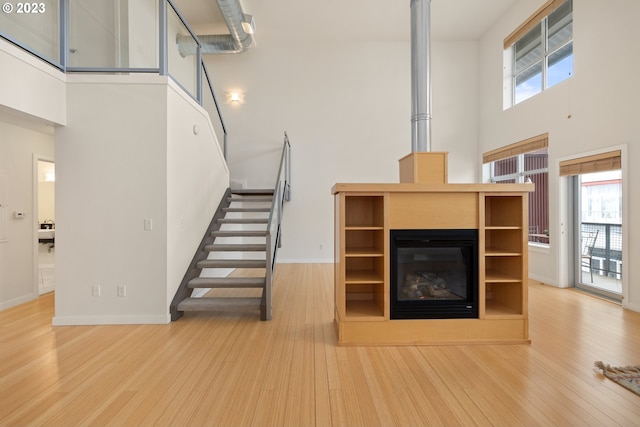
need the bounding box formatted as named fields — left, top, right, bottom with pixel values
left=177, top=0, right=255, bottom=55
left=410, top=0, right=432, bottom=152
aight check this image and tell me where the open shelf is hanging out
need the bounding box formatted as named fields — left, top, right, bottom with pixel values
left=485, top=196, right=523, bottom=228
left=345, top=257, right=384, bottom=283
left=485, top=256, right=523, bottom=282
left=485, top=228, right=523, bottom=254
left=345, top=196, right=384, bottom=228
left=345, top=229, right=384, bottom=256
left=482, top=194, right=527, bottom=320
left=345, top=299, right=385, bottom=320
left=485, top=282, right=523, bottom=317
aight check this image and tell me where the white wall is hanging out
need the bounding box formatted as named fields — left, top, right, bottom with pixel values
left=204, top=38, right=480, bottom=262
left=53, top=75, right=168, bottom=324
left=478, top=0, right=640, bottom=311
left=0, top=118, right=55, bottom=310
left=0, top=39, right=60, bottom=310
left=53, top=75, right=229, bottom=325
left=0, top=39, right=66, bottom=125
left=166, top=82, right=229, bottom=303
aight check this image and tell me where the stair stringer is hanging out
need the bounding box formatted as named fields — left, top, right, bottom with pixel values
left=170, top=187, right=233, bottom=321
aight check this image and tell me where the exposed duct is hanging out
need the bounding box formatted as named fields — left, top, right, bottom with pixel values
left=410, top=0, right=432, bottom=152
left=177, top=0, right=255, bottom=56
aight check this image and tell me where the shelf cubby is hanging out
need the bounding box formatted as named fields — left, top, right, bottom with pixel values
left=485, top=256, right=523, bottom=282
left=345, top=195, right=384, bottom=228
left=485, top=228, right=523, bottom=255
left=484, top=196, right=523, bottom=228
left=345, top=229, right=384, bottom=256
left=485, top=282, right=524, bottom=316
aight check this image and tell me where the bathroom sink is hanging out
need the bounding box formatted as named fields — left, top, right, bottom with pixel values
left=38, top=229, right=55, bottom=240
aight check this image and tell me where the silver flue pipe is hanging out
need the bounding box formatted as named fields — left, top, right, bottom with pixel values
left=410, top=0, right=432, bottom=152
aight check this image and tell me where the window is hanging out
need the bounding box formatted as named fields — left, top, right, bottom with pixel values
left=484, top=135, right=549, bottom=245
left=505, top=0, right=573, bottom=105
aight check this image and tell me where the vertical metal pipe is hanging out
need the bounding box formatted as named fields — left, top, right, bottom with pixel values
left=410, top=0, right=432, bottom=152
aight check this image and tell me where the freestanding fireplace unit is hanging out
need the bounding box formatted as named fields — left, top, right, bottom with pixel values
left=390, top=229, right=478, bottom=319
left=332, top=152, right=532, bottom=345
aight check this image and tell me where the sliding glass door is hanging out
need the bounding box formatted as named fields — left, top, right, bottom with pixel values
left=573, top=171, right=622, bottom=300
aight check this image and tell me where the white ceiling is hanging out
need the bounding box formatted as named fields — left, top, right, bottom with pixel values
left=174, top=0, right=519, bottom=42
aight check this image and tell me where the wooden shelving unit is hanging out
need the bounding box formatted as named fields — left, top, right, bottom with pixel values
left=333, top=182, right=532, bottom=346
left=481, top=194, right=528, bottom=320
left=336, top=194, right=387, bottom=321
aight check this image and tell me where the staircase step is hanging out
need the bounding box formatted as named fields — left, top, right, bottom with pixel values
left=211, top=230, right=267, bottom=238
left=227, top=197, right=273, bottom=203
left=217, top=218, right=269, bottom=224
left=222, top=207, right=271, bottom=213
left=205, top=243, right=266, bottom=252
left=178, top=297, right=262, bottom=312
left=231, top=189, right=274, bottom=196
left=187, top=277, right=266, bottom=288
left=197, top=259, right=265, bottom=269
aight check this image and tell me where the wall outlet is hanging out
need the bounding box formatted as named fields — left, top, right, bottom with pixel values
left=92, top=285, right=101, bottom=297
left=117, top=285, right=127, bottom=297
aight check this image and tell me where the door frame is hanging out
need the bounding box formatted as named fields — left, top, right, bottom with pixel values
left=560, top=145, right=629, bottom=306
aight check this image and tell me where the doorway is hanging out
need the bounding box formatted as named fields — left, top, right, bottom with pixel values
left=573, top=170, right=622, bottom=300
left=35, top=158, right=55, bottom=295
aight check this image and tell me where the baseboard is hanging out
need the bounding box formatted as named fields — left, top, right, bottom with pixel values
left=623, top=300, right=640, bottom=313
left=0, top=293, right=38, bottom=311
left=52, top=314, right=171, bottom=326
left=39, top=286, right=55, bottom=295
left=528, top=273, right=559, bottom=287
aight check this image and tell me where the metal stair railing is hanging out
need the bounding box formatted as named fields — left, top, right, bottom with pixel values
left=263, top=132, right=292, bottom=320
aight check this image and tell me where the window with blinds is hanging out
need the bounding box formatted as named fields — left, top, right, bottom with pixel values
left=505, top=0, right=573, bottom=105
left=484, top=134, right=550, bottom=245
left=559, top=151, right=621, bottom=176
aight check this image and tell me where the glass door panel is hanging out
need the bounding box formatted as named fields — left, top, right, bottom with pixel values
left=574, top=171, right=622, bottom=300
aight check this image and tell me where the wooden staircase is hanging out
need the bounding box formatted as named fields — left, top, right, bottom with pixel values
left=170, top=188, right=275, bottom=321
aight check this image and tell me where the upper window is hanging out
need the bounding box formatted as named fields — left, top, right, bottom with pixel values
left=505, top=0, right=573, bottom=105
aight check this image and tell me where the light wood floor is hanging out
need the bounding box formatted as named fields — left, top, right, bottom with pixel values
left=1, top=264, right=639, bottom=427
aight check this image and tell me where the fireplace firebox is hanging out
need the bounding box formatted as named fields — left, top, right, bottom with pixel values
left=390, top=229, right=478, bottom=319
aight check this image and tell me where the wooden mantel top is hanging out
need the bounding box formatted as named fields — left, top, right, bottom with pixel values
left=331, top=182, right=534, bottom=195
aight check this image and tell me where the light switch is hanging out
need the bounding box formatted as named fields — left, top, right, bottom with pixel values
left=144, top=218, right=152, bottom=231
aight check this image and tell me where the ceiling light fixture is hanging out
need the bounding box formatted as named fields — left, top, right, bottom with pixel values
left=227, top=91, right=244, bottom=104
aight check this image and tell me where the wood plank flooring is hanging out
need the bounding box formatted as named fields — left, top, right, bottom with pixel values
left=1, top=263, right=639, bottom=426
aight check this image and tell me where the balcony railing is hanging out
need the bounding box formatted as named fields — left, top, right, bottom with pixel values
left=581, top=222, right=622, bottom=280
left=0, top=0, right=227, bottom=157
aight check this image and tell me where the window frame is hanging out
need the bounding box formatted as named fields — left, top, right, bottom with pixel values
left=484, top=135, right=550, bottom=247
left=506, top=0, right=573, bottom=106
